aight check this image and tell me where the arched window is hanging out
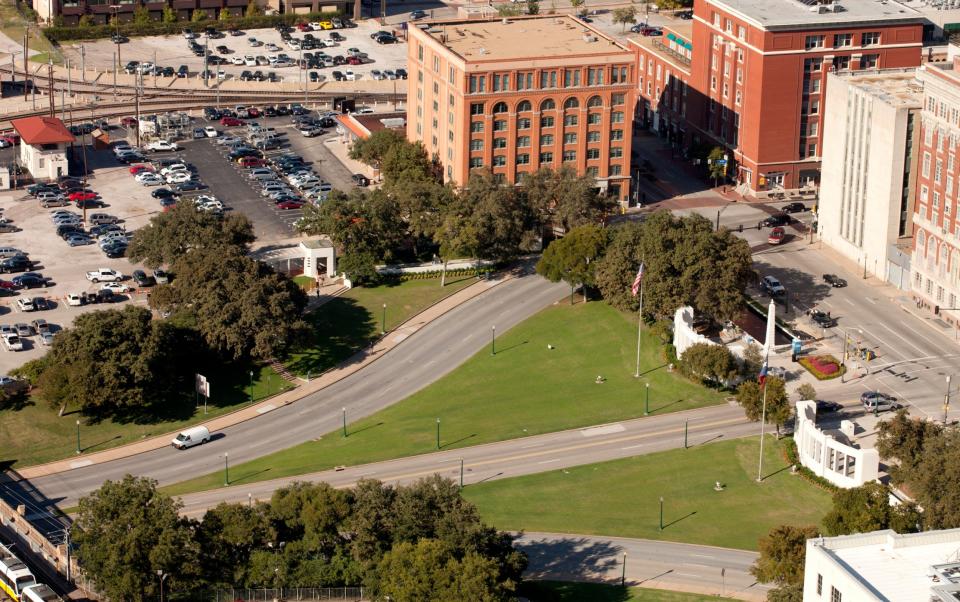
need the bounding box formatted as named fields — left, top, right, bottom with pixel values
left=928, top=236, right=937, bottom=271
left=492, top=101, right=508, bottom=114
left=587, top=95, right=603, bottom=108
left=941, top=245, right=951, bottom=277
left=540, top=99, right=556, bottom=111
left=564, top=97, right=580, bottom=110
left=516, top=100, right=532, bottom=112
left=917, top=229, right=926, bottom=254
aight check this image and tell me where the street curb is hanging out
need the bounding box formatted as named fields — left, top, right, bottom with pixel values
left=17, top=273, right=511, bottom=479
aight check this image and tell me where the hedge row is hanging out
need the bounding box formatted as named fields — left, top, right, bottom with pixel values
left=396, top=268, right=494, bottom=281
left=782, top=438, right=840, bottom=493
left=44, top=11, right=341, bottom=42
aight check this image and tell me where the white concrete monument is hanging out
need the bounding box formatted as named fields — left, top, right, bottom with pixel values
left=763, top=299, right=776, bottom=358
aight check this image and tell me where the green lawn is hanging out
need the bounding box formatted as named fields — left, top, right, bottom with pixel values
left=164, top=301, right=727, bottom=496
left=283, top=275, right=477, bottom=377
left=0, top=363, right=293, bottom=468
left=464, top=436, right=830, bottom=551
left=519, top=581, right=735, bottom=602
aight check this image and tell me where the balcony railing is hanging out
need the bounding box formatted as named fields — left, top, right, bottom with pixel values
left=652, top=39, right=692, bottom=67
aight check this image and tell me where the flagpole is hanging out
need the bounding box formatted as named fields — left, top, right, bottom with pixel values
left=757, top=351, right=770, bottom=482
left=634, top=278, right=643, bottom=378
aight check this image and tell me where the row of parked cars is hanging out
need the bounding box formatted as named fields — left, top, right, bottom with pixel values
left=0, top=319, right=55, bottom=351
left=0, top=247, right=49, bottom=292
left=28, top=177, right=103, bottom=209
left=237, top=147, right=333, bottom=210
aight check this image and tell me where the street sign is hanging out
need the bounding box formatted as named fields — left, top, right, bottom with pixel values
left=195, top=373, right=210, bottom=398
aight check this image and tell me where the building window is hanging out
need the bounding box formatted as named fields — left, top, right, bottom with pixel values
left=711, top=76, right=717, bottom=91
left=833, top=33, right=852, bottom=48
left=805, top=35, right=825, bottom=49
left=921, top=184, right=929, bottom=203
left=610, top=147, right=623, bottom=158
left=936, top=158, right=943, bottom=183
left=470, top=102, right=484, bottom=115
left=586, top=166, right=599, bottom=177
left=611, top=164, right=622, bottom=175
left=469, top=76, right=481, bottom=94
left=737, top=25, right=746, bottom=40
left=517, top=136, right=530, bottom=147
left=562, top=150, right=576, bottom=162
left=448, top=131, right=454, bottom=142
left=563, top=133, right=577, bottom=145
left=493, top=138, right=507, bottom=149
left=470, top=139, right=484, bottom=151
left=923, top=152, right=932, bottom=178
left=492, top=73, right=501, bottom=92
left=564, top=69, right=581, bottom=87
left=725, top=18, right=732, bottom=33
left=564, top=114, right=579, bottom=126
left=713, top=11, right=720, bottom=26
left=735, top=90, right=742, bottom=106
left=540, top=70, right=557, bottom=88
left=448, top=65, right=455, bottom=83
left=610, top=130, right=623, bottom=141
left=493, top=120, right=507, bottom=132
left=612, top=112, right=624, bottom=123
left=817, top=575, right=823, bottom=595
left=934, top=191, right=941, bottom=208
left=810, top=100, right=820, bottom=114
left=564, top=97, right=580, bottom=110
left=586, top=148, right=600, bottom=159
left=541, top=116, right=555, bottom=128
left=540, top=152, right=553, bottom=163
left=587, top=131, right=601, bottom=143
left=417, top=44, right=423, bottom=61
left=612, top=93, right=625, bottom=105
left=834, top=56, right=850, bottom=70
left=804, top=58, right=823, bottom=72
left=862, top=54, right=879, bottom=69
left=587, top=95, right=603, bottom=108
left=492, top=155, right=506, bottom=167
left=469, top=157, right=483, bottom=168
left=541, top=98, right=556, bottom=111
left=808, top=143, right=817, bottom=157
left=493, top=101, right=508, bottom=114
left=862, top=31, right=880, bottom=46
left=517, top=118, right=531, bottom=129
left=830, top=587, right=841, bottom=602
left=517, top=100, right=532, bottom=112
left=471, top=121, right=484, bottom=133
left=541, top=134, right=554, bottom=146
left=516, top=153, right=530, bottom=165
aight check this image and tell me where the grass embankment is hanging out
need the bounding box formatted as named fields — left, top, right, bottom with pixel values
left=519, top=581, right=736, bottom=602
left=164, top=301, right=727, bottom=496
left=283, top=275, right=477, bottom=377
left=464, top=437, right=830, bottom=551
left=0, top=364, right=292, bottom=468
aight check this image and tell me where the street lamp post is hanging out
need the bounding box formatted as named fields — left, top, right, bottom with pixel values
left=621, top=553, right=627, bottom=587
left=491, top=325, right=496, bottom=355
left=381, top=303, right=386, bottom=335
left=249, top=370, right=254, bottom=402
left=459, top=457, right=464, bottom=489
left=683, top=419, right=688, bottom=449
left=342, top=407, right=347, bottom=438
left=75, top=419, right=80, bottom=455
left=224, top=452, right=229, bottom=486
left=156, top=570, right=168, bottom=602
left=436, top=418, right=441, bottom=449
left=945, top=375, right=953, bottom=424
left=658, top=496, right=664, bottom=531
left=110, top=5, right=121, bottom=68
left=644, top=382, right=649, bottom=416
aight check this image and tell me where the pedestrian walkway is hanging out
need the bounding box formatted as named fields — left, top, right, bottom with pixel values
left=17, top=273, right=511, bottom=479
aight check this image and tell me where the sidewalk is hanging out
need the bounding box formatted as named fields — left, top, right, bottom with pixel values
left=18, top=273, right=510, bottom=479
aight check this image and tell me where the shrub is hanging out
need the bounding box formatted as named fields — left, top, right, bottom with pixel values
left=799, top=354, right=845, bottom=380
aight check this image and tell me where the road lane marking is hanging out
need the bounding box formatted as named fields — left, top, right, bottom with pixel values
left=845, top=298, right=855, bottom=306
left=581, top=424, right=626, bottom=437
left=879, top=324, right=927, bottom=356
left=621, top=444, right=646, bottom=451
left=538, top=459, right=559, bottom=464
left=521, top=442, right=544, bottom=449
left=864, top=297, right=876, bottom=304
left=69, top=460, right=93, bottom=469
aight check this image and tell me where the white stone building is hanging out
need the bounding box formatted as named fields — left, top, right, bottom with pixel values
left=11, top=116, right=74, bottom=182
left=819, top=69, right=921, bottom=287
left=793, top=400, right=879, bottom=489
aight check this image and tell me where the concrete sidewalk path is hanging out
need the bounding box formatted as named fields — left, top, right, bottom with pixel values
left=18, top=274, right=509, bottom=479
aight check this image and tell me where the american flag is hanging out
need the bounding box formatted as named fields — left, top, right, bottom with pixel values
left=758, top=362, right=768, bottom=386
left=631, top=263, right=645, bottom=297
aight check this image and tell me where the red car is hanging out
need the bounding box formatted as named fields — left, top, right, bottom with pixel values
left=0, top=135, right=17, bottom=146
left=297, top=22, right=312, bottom=31
left=220, top=117, right=245, bottom=126
left=68, top=191, right=97, bottom=202
left=238, top=157, right=267, bottom=168
left=247, top=107, right=260, bottom=118
left=276, top=200, right=305, bottom=210
left=768, top=226, right=786, bottom=245
left=346, top=56, right=362, bottom=65
left=129, top=164, right=153, bottom=175
left=0, top=279, right=16, bottom=291
left=121, top=117, right=138, bottom=128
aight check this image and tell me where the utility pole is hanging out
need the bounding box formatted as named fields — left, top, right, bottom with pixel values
left=47, top=60, right=55, bottom=117
left=134, top=70, right=141, bottom=147
left=945, top=375, right=952, bottom=424
left=66, top=58, right=71, bottom=97
left=80, top=44, right=85, bottom=81
left=23, top=32, right=28, bottom=101
left=112, top=52, right=117, bottom=100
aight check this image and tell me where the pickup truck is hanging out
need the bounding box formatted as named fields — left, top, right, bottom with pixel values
left=146, top=140, right=180, bottom=152
left=86, top=268, right=123, bottom=283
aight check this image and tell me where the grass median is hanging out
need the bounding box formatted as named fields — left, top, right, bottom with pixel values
left=464, top=436, right=830, bottom=551
left=519, top=582, right=735, bottom=602
left=163, top=300, right=727, bottom=496
left=283, top=275, right=477, bottom=377
left=0, top=363, right=292, bottom=468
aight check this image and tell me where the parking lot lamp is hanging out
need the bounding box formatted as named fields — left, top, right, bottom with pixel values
left=110, top=6, right=121, bottom=67
left=224, top=452, right=229, bottom=486
left=381, top=303, right=386, bottom=335
left=75, top=420, right=80, bottom=455
left=945, top=375, right=952, bottom=424
left=644, top=382, right=650, bottom=415
left=658, top=496, right=663, bottom=531
left=249, top=370, right=254, bottom=402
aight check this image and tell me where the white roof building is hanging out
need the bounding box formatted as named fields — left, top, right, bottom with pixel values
left=804, top=528, right=960, bottom=601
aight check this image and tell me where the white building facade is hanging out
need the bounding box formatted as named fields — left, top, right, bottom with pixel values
left=793, top=400, right=879, bottom=489
left=10, top=116, right=74, bottom=182
left=819, top=69, right=921, bottom=286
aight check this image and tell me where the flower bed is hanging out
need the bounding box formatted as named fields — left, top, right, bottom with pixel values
left=798, top=354, right=845, bottom=380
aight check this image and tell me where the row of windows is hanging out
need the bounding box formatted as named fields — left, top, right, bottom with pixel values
left=805, top=31, right=880, bottom=50
left=468, top=95, right=626, bottom=115
left=469, top=154, right=625, bottom=172
left=470, top=135, right=623, bottom=150
left=467, top=66, right=630, bottom=93
left=474, top=114, right=626, bottom=132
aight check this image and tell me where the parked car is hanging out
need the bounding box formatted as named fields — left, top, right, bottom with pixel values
left=824, top=274, right=847, bottom=288
left=783, top=202, right=807, bottom=213
left=351, top=173, right=370, bottom=187
left=760, top=275, right=786, bottom=296
left=12, top=273, right=46, bottom=289
left=808, top=309, right=836, bottom=328
left=767, top=226, right=786, bottom=245
left=861, top=392, right=899, bottom=413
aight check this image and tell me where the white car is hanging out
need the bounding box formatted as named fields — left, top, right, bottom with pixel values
left=344, top=70, right=357, bottom=81
left=2, top=334, right=22, bottom=351
left=100, top=282, right=130, bottom=294
left=370, top=70, right=385, bottom=80
left=355, top=106, right=374, bottom=114
left=166, top=172, right=192, bottom=184
left=194, top=194, right=219, bottom=205
left=248, top=38, right=262, bottom=47
left=244, top=55, right=257, bottom=66
left=265, top=43, right=281, bottom=52
left=139, top=174, right=164, bottom=186
left=160, top=164, right=188, bottom=176
left=217, top=70, right=226, bottom=80
left=146, top=140, right=179, bottom=152
left=204, top=126, right=219, bottom=138
left=66, top=293, right=83, bottom=306
left=216, top=136, right=241, bottom=146
left=231, top=56, right=245, bottom=65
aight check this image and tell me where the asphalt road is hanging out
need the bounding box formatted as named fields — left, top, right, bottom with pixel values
left=175, top=403, right=758, bottom=516
left=30, top=269, right=569, bottom=508
left=516, top=532, right=769, bottom=601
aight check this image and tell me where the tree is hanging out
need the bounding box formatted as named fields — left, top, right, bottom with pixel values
left=876, top=409, right=942, bottom=480
left=536, top=224, right=608, bottom=303
left=902, top=429, right=960, bottom=529
left=522, top=166, right=614, bottom=233
left=735, top=377, right=791, bottom=435
left=823, top=482, right=921, bottom=536
left=594, top=212, right=755, bottom=321
left=133, top=6, right=151, bottom=24
left=751, top=524, right=819, bottom=587
left=655, top=0, right=693, bottom=8
left=78, top=14, right=94, bottom=27
left=245, top=1, right=261, bottom=17
left=73, top=476, right=198, bottom=602
left=707, top=147, right=727, bottom=187
left=388, top=178, right=455, bottom=260
left=381, top=139, right=433, bottom=185
left=679, top=343, right=737, bottom=386
left=741, top=343, right=763, bottom=377
left=36, top=306, right=188, bottom=419
left=349, top=129, right=406, bottom=173
left=569, top=0, right=586, bottom=15
left=436, top=169, right=532, bottom=264
left=767, top=583, right=804, bottom=602
left=128, top=202, right=255, bottom=268
left=191, top=8, right=206, bottom=22
left=795, top=383, right=817, bottom=401
left=149, top=247, right=309, bottom=360
left=196, top=502, right=273, bottom=586
left=526, top=0, right=539, bottom=14
left=496, top=3, right=523, bottom=17
left=347, top=479, right=398, bottom=571
left=612, top=6, right=637, bottom=32
left=219, top=7, right=230, bottom=20
left=162, top=6, right=176, bottom=22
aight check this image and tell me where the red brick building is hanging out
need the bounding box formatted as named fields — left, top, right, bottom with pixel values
left=630, top=21, right=693, bottom=147
left=633, top=0, right=924, bottom=194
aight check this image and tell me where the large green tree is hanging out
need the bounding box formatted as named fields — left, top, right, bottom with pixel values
left=196, top=502, right=273, bottom=587
left=679, top=343, right=737, bottom=386
left=735, top=377, right=791, bottom=435
left=876, top=409, right=943, bottom=483
left=73, top=476, right=198, bottom=602
left=36, top=306, right=188, bottom=419
left=349, top=129, right=407, bottom=173
left=903, top=429, right=960, bottom=529
left=128, top=202, right=255, bottom=268
left=594, top=211, right=755, bottom=321
left=751, top=525, right=819, bottom=588
left=536, top=224, right=609, bottom=303
left=823, top=482, right=921, bottom=536
left=523, top=167, right=614, bottom=232
left=149, top=247, right=308, bottom=360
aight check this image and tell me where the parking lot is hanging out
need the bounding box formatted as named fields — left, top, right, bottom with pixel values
left=59, top=20, right=409, bottom=85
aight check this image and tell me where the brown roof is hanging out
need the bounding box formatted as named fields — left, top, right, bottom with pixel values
left=11, top=116, right=75, bottom=145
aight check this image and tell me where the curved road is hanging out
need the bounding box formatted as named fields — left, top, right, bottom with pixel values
left=32, top=270, right=569, bottom=507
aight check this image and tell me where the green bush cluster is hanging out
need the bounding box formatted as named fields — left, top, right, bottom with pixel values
left=43, top=10, right=341, bottom=42
left=783, top=439, right=839, bottom=492
left=395, top=268, right=493, bottom=281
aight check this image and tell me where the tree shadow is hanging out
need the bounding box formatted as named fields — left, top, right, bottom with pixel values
left=284, top=297, right=376, bottom=376
left=0, top=393, right=33, bottom=412
left=517, top=580, right=632, bottom=602
left=516, top=535, right=624, bottom=584
left=752, top=260, right=835, bottom=318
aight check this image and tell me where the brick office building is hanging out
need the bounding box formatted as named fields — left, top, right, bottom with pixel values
left=405, top=15, right=636, bottom=202
left=629, top=0, right=924, bottom=195
left=630, top=21, right=693, bottom=147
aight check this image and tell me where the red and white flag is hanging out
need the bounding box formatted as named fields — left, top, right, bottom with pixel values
left=631, top=263, right=645, bottom=297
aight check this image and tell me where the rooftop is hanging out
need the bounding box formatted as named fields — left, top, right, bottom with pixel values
left=419, top=15, right=631, bottom=61
left=335, top=111, right=405, bottom=140
left=812, top=529, right=960, bottom=601
left=628, top=22, right=694, bottom=72
left=707, top=0, right=924, bottom=30
left=11, top=116, right=74, bottom=145
left=835, top=68, right=923, bottom=107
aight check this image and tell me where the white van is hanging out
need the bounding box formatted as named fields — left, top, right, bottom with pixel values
left=171, top=425, right=210, bottom=449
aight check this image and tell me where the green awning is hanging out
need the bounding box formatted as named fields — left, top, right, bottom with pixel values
left=681, top=40, right=693, bottom=50
left=667, top=32, right=677, bottom=42
left=945, top=22, right=960, bottom=33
